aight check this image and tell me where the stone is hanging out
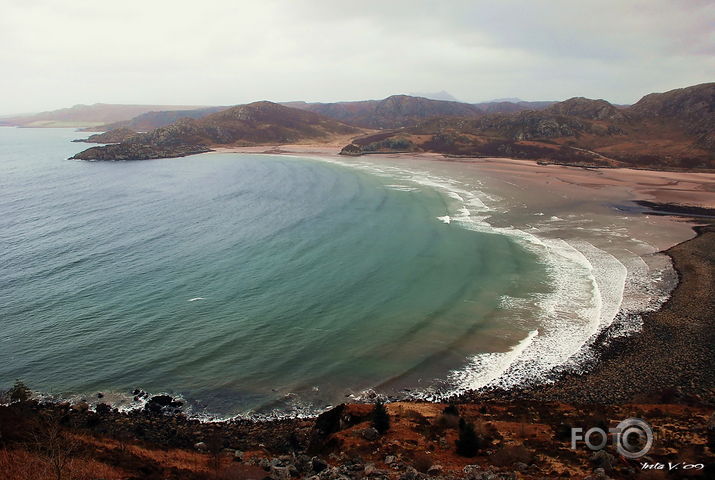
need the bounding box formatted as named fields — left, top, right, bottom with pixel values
left=385, top=455, right=396, bottom=465
left=311, top=457, right=328, bottom=473
left=361, top=427, right=379, bottom=441
left=71, top=401, right=89, bottom=413
left=463, top=464, right=481, bottom=476
left=589, top=450, right=615, bottom=472
left=270, top=465, right=292, bottom=480
left=194, top=441, right=207, bottom=451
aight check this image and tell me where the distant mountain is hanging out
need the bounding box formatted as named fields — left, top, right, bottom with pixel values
left=486, top=97, right=523, bottom=103
left=72, top=127, right=138, bottom=144
left=340, top=83, right=715, bottom=171
left=285, top=95, right=481, bottom=129
left=71, top=102, right=362, bottom=160
left=408, top=91, right=460, bottom=102
left=88, top=106, right=231, bottom=132
left=0, top=103, right=209, bottom=128
left=473, top=100, right=556, bottom=114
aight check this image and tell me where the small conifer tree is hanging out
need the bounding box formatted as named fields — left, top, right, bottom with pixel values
left=372, top=400, right=390, bottom=434
left=456, top=418, right=481, bottom=457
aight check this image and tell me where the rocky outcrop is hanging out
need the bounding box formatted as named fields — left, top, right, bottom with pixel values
left=70, top=142, right=211, bottom=161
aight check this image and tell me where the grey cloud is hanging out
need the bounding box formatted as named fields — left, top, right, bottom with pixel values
left=1, top=0, right=713, bottom=113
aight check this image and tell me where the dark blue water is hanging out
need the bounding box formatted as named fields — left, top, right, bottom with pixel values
left=0, top=128, right=544, bottom=416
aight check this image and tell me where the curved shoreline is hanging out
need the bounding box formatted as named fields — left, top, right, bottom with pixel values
left=458, top=220, right=715, bottom=405
left=12, top=152, right=712, bottom=416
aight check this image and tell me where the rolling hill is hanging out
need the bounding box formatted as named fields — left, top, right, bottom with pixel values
left=0, top=103, right=208, bottom=128
left=70, top=101, right=363, bottom=160
left=341, top=83, right=715, bottom=171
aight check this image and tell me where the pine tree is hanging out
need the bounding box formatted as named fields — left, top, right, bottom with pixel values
left=372, top=400, right=390, bottom=434
left=456, top=418, right=481, bottom=457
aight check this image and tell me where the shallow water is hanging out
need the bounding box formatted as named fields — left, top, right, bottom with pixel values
left=0, top=128, right=685, bottom=417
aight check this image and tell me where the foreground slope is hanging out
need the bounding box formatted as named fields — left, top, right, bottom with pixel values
left=71, top=101, right=363, bottom=160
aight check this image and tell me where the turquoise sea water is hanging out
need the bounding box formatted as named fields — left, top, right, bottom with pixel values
left=0, top=128, right=552, bottom=416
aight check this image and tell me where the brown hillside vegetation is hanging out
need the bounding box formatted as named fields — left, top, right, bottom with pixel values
left=341, top=83, right=715, bottom=171
left=71, top=102, right=364, bottom=160
left=0, top=398, right=713, bottom=480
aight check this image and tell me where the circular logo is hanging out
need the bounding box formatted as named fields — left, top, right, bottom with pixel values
left=615, top=418, right=653, bottom=459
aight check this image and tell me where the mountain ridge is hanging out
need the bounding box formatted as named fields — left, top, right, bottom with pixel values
left=68, top=83, right=715, bottom=170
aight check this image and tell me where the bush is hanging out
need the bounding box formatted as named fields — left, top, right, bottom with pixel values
left=443, top=404, right=459, bottom=416
left=456, top=418, right=482, bottom=457
left=412, top=452, right=433, bottom=473
left=372, top=401, right=390, bottom=434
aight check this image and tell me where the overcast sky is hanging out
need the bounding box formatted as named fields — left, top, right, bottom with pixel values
left=2, top=0, right=713, bottom=113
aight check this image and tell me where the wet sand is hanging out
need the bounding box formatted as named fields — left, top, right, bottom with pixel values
left=211, top=145, right=715, bottom=212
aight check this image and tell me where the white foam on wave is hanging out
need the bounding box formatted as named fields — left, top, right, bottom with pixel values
left=188, top=297, right=206, bottom=302
left=437, top=215, right=451, bottom=224
left=385, top=184, right=419, bottom=192
left=448, top=329, right=539, bottom=391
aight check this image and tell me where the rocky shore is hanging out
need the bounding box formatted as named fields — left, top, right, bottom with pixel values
left=70, top=142, right=212, bottom=161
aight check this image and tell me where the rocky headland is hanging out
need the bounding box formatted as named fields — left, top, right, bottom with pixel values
left=70, top=102, right=363, bottom=161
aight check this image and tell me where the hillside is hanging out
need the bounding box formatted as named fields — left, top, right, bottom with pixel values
left=472, top=100, right=555, bottom=114
left=341, top=83, right=715, bottom=171
left=72, top=127, right=138, bottom=144
left=628, top=82, right=715, bottom=150
left=87, top=106, right=231, bottom=132
left=71, top=102, right=363, bottom=160
left=0, top=103, right=208, bottom=128
left=285, top=95, right=482, bottom=128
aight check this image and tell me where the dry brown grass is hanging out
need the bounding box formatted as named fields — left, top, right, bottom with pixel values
left=0, top=447, right=126, bottom=480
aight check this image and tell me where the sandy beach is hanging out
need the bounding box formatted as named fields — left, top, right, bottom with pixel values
left=212, top=143, right=715, bottom=211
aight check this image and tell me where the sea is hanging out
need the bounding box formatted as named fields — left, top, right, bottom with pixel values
left=0, top=127, right=688, bottom=418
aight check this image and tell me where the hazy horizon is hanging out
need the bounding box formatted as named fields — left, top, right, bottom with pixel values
left=2, top=0, right=713, bottom=114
